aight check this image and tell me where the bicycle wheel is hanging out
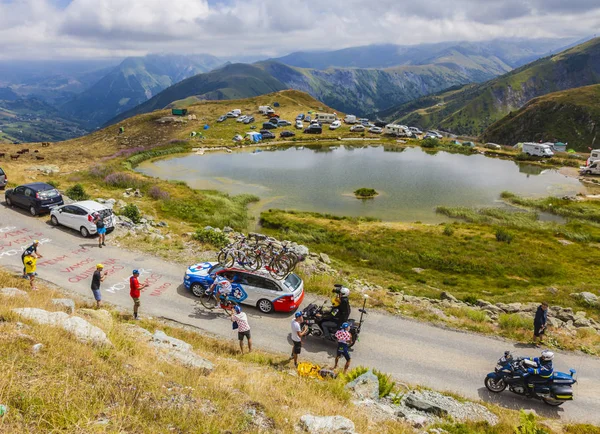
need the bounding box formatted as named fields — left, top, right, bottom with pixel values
left=219, top=252, right=235, bottom=268
left=268, top=258, right=291, bottom=279
left=217, top=250, right=228, bottom=266
left=200, top=293, right=218, bottom=309
left=244, top=252, right=262, bottom=271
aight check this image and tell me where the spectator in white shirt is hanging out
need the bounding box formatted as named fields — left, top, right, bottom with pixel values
left=231, top=305, right=252, bottom=354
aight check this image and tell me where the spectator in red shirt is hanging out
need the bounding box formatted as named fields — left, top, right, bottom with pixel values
left=333, top=322, right=352, bottom=373
left=130, top=269, right=148, bottom=320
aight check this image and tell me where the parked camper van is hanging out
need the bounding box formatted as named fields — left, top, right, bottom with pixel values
left=580, top=161, right=600, bottom=175
left=522, top=142, right=554, bottom=157
left=315, top=113, right=337, bottom=124
left=258, top=106, right=273, bottom=115
left=588, top=149, right=600, bottom=164
left=232, top=109, right=242, bottom=116
left=344, top=115, right=357, bottom=124
left=384, top=124, right=412, bottom=137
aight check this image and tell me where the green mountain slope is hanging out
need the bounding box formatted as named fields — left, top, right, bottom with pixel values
left=481, top=84, right=600, bottom=151
left=106, top=63, right=288, bottom=125
left=62, top=54, right=223, bottom=128
left=0, top=98, right=87, bottom=143
left=379, top=37, right=600, bottom=135
left=257, top=57, right=509, bottom=116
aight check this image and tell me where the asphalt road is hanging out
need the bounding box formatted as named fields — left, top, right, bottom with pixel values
left=1, top=205, right=599, bottom=424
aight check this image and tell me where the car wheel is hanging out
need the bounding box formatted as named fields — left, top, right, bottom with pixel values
left=190, top=283, right=204, bottom=297
left=29, top=206, right=37, bottom=216
left=586, top=170, right=592, bottom=175
left=80, top=226, right=90, bottom=237
left=6, top=197, right=12, bottom=207
left=257, top=299, right=274, bottom=314
left=51, top=215, right=59, bottom=226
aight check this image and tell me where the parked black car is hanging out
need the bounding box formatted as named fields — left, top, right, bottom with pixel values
left=5, top=182, right=64, bottom=216
left=262, top=122, right=277, bottom=129
left=304, top=125, right=322, bottom=134
left=280, top=130, right=296, bottom=138
left=261, top=131, right=276, bottom=139
left=0, top=167, right=7, bottom=190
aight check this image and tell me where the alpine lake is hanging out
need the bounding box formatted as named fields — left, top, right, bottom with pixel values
left=136, top=145, right=585, bottom=223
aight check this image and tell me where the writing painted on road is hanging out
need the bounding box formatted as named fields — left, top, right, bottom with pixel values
left=0, top=226, right=51, bottom=258
left=0, top=226, right=173, bottom=298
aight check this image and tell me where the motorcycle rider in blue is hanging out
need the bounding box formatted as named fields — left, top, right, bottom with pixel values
left=523, top=350, right=554, bottom=395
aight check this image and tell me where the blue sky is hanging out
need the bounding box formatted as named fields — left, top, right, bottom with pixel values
left=0, top=0, right=598, bottom=59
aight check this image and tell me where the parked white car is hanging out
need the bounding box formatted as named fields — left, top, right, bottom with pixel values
left=236, top=115, right=248, bottom=123
left=329, top=120, right=342, bottom=130
left=350, top=124, right=365, bottom=132
left=50, top=200, right=116, bottom=238
left=295, top=120, right=304, bottom=129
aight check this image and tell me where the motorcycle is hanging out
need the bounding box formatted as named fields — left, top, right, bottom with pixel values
left=301, top=287, right=368, bottom=347
left=484, top=351, right=576, bottom=406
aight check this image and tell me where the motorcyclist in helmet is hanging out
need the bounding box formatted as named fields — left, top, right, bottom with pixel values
left=320, top=285, right=351, bottom=340
left=523, top=350, right=554, bottom=395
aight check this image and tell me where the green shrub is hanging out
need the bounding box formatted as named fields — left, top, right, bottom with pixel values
left=462, top=295, right=478, bottom=305
left=65, top=183, right=90, bottom=201
left=46, top=180, right=60, bottom=188
left=498, top=314, right=531, bottom=332
left=421, top=138, right=439, bottom=148
left=515, top=410, right=549, bottom=434
left=193, top=228, right=229, bottom=248
left=353, top=188, right=378, bottom=198
left=120, top=204, right=141, bottom=224
left=495, top=228, right=514, bottom=243
left=443, top=224, right=455, bottom=236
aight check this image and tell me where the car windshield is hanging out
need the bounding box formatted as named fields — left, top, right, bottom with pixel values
left=0, top=168, right=4, bottom=175
left=208, top=264, right=224, bottom=275
left=283, top=273, right=301, bottom=290
left=38, top=188, right=60, bottom=199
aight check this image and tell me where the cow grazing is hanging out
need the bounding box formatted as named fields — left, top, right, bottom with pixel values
left=10, top=154, right=19, bottom=160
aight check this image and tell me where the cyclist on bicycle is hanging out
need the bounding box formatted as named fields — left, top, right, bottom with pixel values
left=210, top=272, right=235, bottom=302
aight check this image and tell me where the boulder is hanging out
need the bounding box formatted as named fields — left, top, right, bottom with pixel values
left=150, top=330, right=213, bottom=373
left=440, top=292, right=458, bottom=303
left=0, top=287, right=28, bottom=297
left=319, top=253, right=331, bottom=265
left=61, top=316, right=111, bottom=346
left=344, top=370, right=379, bottom=401
left=412, top=268, right=425, bottom=274
left=32, top=343, right=43, bottom=353
left=13, top=308, right=111, bottom=346
left=51, top=298, right=75, bottom=314
left=295, top=245, right=310, bottom=257
left=405, top=395, right=448, bottom=417
left=574, top=317, right=592, bottom=328
left=483, top=304, right=504, bottom=314
left=405, top=414, right=429, bottom=428
left=504, top=303, right=522, bottom=313
left=495, top=303, right=509, bottom=312
left=298, top=415, right=356, bottom=434
left=572, top=292, right=599, bottom=306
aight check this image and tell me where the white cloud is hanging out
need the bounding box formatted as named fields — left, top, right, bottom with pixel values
left=0, top=0, right=598, bottom=60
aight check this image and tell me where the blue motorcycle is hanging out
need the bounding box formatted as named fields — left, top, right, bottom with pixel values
left=485, top=351, right=576, bottom=406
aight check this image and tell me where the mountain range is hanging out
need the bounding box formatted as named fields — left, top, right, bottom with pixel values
left=481, top=84, right=600, bottom=150
left=379, top=37, right=600, bottom=141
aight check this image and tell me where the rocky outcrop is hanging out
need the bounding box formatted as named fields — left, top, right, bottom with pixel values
left=298, top=414, right=356, bottom=434
left=1, top=288, right=28, bottom=297
left=345, top=370, right=380, bottom=401
left=13, top=308, right=111, bottom=346
left=51, top=298, right=75, bottom=314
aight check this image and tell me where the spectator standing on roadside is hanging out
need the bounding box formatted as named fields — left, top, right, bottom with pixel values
left=333, top=322, right=352, bottom=373
left=21, top=240, right=41, bottom=278
left=533, top=302, right=549, bottom=346
left=23, top=253, right=37, bottom=291
left=231, top=305, right=252, bottom=354
left=93, top=213, right=107, bottom=248
left=290, top=312, right=308, bottom=367
left=91, top=264, right=107, bottom=308
left=129, top=269, right=148, bottom=320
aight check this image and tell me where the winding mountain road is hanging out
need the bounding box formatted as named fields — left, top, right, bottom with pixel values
left=1, top=205, right=599, bottom=424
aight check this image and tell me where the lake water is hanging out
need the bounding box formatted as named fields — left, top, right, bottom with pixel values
left=136, top=145, right=585, bottom=222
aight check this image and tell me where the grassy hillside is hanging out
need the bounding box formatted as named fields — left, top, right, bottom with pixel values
left=62, top=54, right=223, bottom=129
left=380, top=37, right=600, bottom=135
left=481, top=84, right=600, bottom=150
left=107, top=64, right=288, bottom=126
